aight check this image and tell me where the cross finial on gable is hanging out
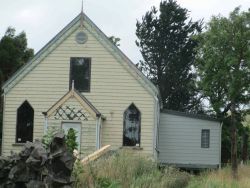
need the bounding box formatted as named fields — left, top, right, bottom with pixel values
left=81, top=0, right=83, bottom=14
left=80, top=0, right=84, bottom=28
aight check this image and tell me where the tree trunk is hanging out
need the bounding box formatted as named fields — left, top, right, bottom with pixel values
left=230, top=101, right=238, bottom=179
left=242, top=132, right=248, bottom=164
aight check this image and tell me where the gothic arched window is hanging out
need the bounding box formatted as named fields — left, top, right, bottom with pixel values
left=16, top=101, right=34, bottom=143
left=123, top=103, right=141, bottom=146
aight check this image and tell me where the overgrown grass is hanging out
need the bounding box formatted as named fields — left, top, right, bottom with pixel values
left=187, top=164, right=250, bottom=188
left=72, top=150, right=250, bottom=188
left=73, top=149, right=190, bottom=188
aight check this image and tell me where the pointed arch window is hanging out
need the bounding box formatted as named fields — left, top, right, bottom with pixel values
left=16, top=101, right=34, bottom=143
left=123, top=103, right=141, bottom=146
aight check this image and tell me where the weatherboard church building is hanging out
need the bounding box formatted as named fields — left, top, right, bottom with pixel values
left=1, top=10, right=221, bottom=169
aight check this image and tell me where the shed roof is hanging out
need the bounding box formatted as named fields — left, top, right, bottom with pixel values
left=161, top=109, right=220, bottom=122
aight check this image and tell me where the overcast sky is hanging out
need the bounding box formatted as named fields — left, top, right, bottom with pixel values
left=0, top=0, right=249, bottom=63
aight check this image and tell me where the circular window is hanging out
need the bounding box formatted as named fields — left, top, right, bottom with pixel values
left=75, top=31, right=88, bottom=44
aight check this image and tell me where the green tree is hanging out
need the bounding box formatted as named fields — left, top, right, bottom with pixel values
left=136, top=0, right=203, bottom=112
left=0, top=27, right=34, bottom=84
left=195, top=7, right=250, bottom=178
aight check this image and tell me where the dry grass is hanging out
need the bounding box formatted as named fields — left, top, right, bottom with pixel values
left=73, top=149, right=190, bottom=188
left=187, top=164, right=250, bottom=188
left=72, top=150, right=250, bottom=188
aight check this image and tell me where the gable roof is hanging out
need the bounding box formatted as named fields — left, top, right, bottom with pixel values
left=2, top=13, right=158, bottom=97
left=44, top=88, right=101, bottom=119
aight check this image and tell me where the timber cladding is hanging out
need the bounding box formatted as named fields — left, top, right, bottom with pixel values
left=1, top=14, right=156, bottom=157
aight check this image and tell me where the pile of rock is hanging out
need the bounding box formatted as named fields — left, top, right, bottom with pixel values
left=0, top=132, right=76, bottom=188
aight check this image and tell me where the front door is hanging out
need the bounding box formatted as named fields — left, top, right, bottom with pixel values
left=62, top=122, right=81, bottom=151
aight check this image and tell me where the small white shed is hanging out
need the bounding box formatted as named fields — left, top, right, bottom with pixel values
left=158, top=110, right=221, bottom=169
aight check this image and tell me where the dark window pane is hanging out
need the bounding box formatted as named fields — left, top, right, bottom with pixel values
left=16, top=101, right=34, bottom=143
left=70, top=57, right=91, bottom=92
left=201, top=129, right=210, bottom=148
left=123, top=104, right=141, bottom=146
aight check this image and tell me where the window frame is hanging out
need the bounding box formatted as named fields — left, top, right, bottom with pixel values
left=15, top=100, right=34, bottom=143
left=69, top=57, right=91, bottom=92
left=123, top=103, right=141, bottom=147
left=201, top=129, right=210, bottom=148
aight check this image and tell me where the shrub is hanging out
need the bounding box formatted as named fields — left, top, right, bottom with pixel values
left=42, top=126, right=61, bottom=149
left=42, top=126, right=78, bottom=154
left=66, top=128, right=78, bottom=153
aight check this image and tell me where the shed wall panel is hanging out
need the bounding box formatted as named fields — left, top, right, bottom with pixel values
left=158, top=113, right=220, bottom=167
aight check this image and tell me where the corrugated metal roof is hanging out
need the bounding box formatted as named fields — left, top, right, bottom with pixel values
left=161, top=109, right=220, bottom=122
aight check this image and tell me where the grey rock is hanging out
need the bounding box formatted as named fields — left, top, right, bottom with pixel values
left=0, top=133, right=76, bottom=187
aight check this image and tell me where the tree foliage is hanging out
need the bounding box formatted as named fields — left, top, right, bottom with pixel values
left=136, top=0, right=203, bottom=112
left=0, top=27, right=34, bottom=85
left=195, top=7, right=250, bottom=178
left=196, top=7, right=250, bottom=117
left=108, top=36, right=121, bottom=47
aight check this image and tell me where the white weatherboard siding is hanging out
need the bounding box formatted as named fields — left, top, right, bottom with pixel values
left=158, top=113, right=221, bottom=168
left=2, top=15, right=155, bottom=156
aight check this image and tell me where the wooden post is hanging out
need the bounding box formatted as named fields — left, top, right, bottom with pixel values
left=81, top=145, right=111, bottom=165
